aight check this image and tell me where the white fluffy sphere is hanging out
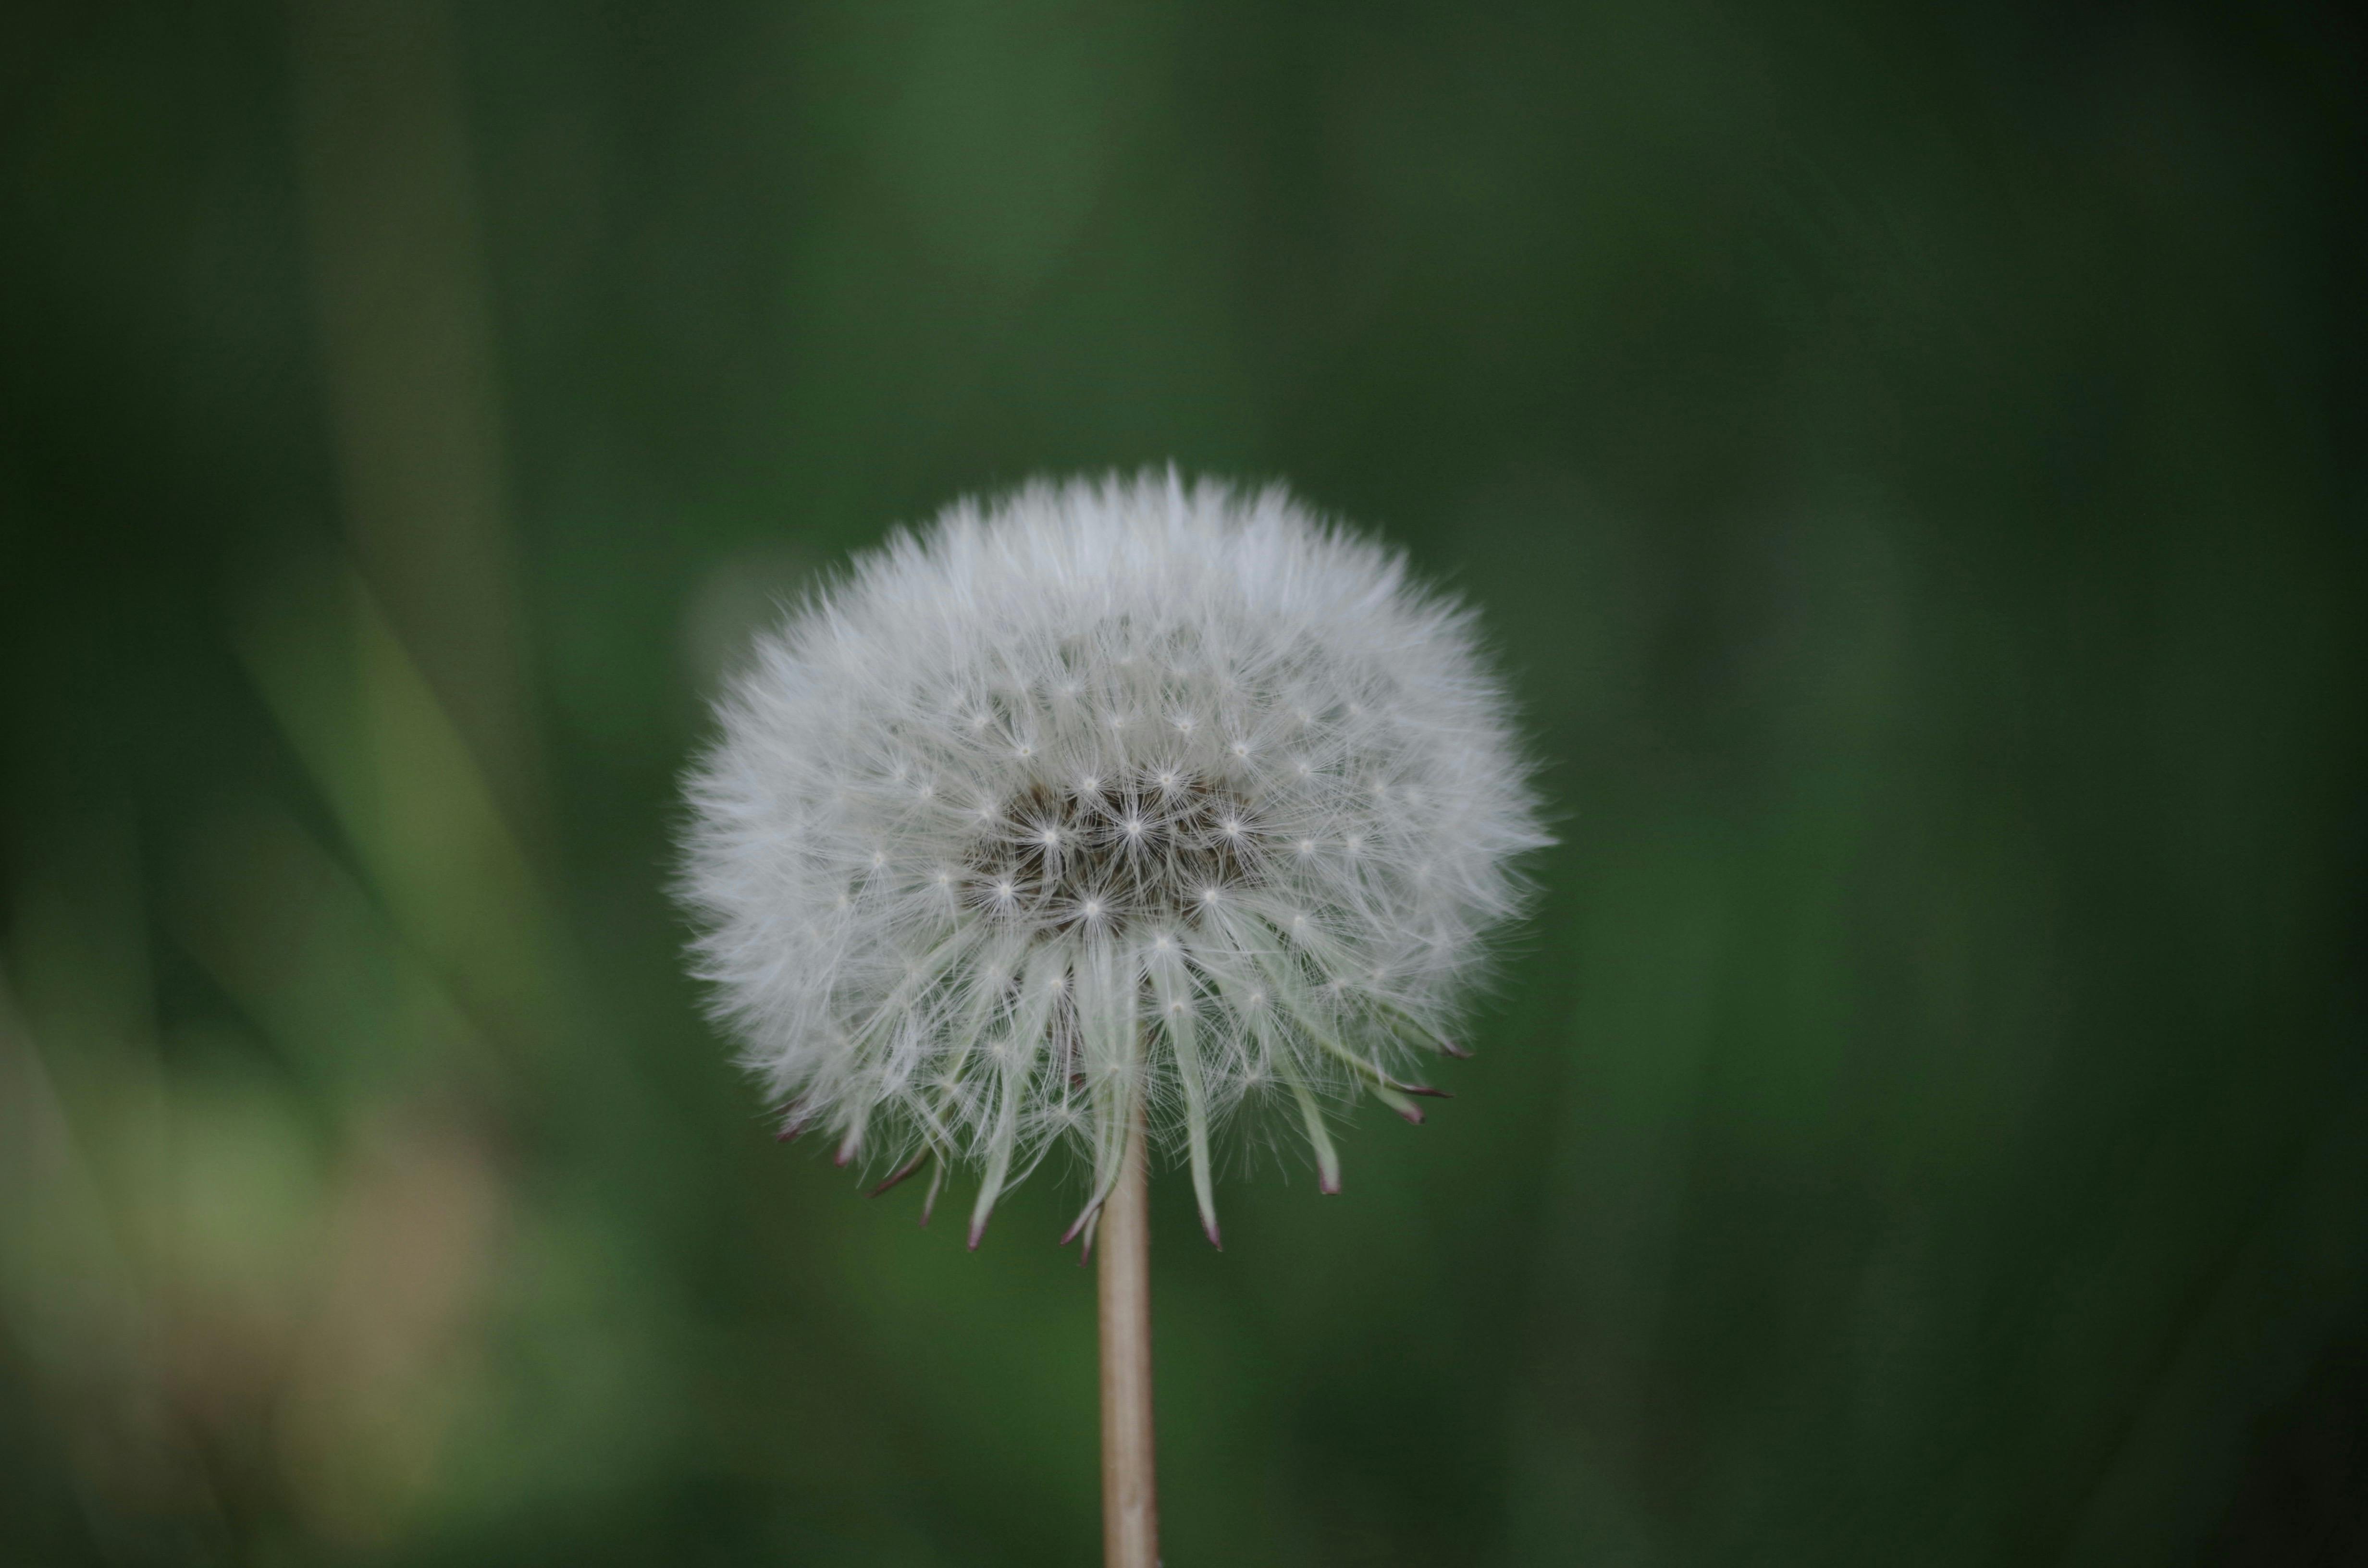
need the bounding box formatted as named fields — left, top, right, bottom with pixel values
left=678, top=472, right=1544, bottom=1246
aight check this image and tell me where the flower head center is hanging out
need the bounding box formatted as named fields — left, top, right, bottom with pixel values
left=965, top=773, right=1265, bottom=935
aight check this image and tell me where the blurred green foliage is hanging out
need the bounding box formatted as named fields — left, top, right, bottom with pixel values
left=2, top=2, right=2363, bottom=1565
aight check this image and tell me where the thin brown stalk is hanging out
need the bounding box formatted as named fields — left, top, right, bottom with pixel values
left=1097, top=1090, right=1159, bottom=1568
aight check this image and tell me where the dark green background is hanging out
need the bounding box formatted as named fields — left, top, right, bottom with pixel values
left=4, top=3, right=2362, bottom=1564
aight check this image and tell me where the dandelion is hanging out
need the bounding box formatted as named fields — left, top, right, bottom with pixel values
left=678, top=470, right=1544, bottom=1566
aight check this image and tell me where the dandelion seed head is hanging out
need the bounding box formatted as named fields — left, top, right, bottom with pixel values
left=678, top=471, right=1546, bottom=1239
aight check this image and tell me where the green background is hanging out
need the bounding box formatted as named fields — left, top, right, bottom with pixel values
left=4, top=3, right=2362, bottom=1564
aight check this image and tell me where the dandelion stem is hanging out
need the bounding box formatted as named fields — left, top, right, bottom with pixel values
left=1097, top=1079, right=1159, bottom=1568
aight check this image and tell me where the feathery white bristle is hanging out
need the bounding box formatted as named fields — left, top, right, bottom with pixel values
left=678, top=471, right=1546, bottom=1245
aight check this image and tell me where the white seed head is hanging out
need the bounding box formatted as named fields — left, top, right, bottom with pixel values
left=678, top=471, right=1546, bottom=1245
